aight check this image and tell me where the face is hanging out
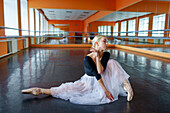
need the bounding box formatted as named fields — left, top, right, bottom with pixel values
left=96, top=37, right=108, bottom=51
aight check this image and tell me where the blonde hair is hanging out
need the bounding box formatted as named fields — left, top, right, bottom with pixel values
left=92, top=35, right=105, bottom=49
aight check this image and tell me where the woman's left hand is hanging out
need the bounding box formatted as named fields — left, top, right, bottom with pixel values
left=105, top=90, right=114, bottom=101
left=90, top=48, right=99, bottom=57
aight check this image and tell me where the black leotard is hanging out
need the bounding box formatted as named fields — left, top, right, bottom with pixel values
left=84, top=52, right=110, bottom=80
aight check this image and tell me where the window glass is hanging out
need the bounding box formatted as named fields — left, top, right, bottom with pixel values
left=29, top=8, right=34, bottom=36
left=104, top=26, right=107, bottom=36
left=108, top=26, right=111, bottom=36
left=101, top=26, right=104, bottom=35
left=120, top=21, right=127, bottom=36
left=138, top=17, right=149, bottom=36
left=35, top=9, right=39, bottom=36
left=98, top=26, right=101, bottom=35
left=113, top=23, right=118, bottom=36
left=20, top=0, right=28, bottom=35
left=4, top=0, right=19, bottom=36
left=152, top=14, right=166, bottom=37
left=128, top=19, right=136, bottom=36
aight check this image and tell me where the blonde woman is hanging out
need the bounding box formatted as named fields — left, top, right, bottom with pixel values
left=22, top=35, right=133, bottom=105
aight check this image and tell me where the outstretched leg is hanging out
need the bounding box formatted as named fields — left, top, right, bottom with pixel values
left=22, top=88, right=52, bottom=96
left=123, top=80, right=134, bottom=101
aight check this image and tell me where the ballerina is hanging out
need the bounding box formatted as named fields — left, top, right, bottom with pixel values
left=22, top=35, right=133, bottom=105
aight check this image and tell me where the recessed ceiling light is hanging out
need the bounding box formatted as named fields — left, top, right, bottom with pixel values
left=49, top=11, right=54, bottom=12
left=66, top=11, right=72, bottom=13
left=80, top=14, right=86, bottom=16
left=83, top=12, right=89, bottom=14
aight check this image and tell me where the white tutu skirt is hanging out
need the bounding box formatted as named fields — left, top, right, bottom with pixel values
left=51, top=59, right=130, bottom=105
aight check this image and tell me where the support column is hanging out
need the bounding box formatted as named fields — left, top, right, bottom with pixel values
left=111, top=26, right=113, bottom=38
left=33, top=9, right=36, bottom=44
left=0, top=0, right=5, bottom=36
left=27, top=0, right=31, bottom=47
left=17, top=0, right=23, bottom=51
left=125, top=20, right=128, bottom=41
left=0, top=0, right=7, bottom=57
left=135, top=17, right=139, bottom=42
left=164, top=14, right=169, bottom=37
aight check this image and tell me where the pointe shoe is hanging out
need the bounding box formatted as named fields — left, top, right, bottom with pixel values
left=22, top=88, right=42, bottom=96
left=123, top=80, right=134, bottom=101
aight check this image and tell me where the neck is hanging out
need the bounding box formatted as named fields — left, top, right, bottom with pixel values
left=98, top=50, right=104, bottom=58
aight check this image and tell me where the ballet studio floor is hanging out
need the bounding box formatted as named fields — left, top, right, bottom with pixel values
left=0, top=48, right=170, bottom=113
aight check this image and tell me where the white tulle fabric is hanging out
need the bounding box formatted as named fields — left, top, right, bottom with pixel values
left=51, top=59, right=130, bottom=105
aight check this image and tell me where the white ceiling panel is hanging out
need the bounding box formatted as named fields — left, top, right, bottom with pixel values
left=42, top=9, right=98, bottom=20
left=97, top=11, right=152, bottom=21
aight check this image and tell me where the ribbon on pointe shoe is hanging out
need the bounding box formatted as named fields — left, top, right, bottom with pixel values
left=123, top=80, right=134, bottom=101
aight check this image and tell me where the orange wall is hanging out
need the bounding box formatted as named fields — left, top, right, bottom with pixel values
left=120, top=1, right=170, bottom=13
left=18, top=0, right=21, bottom=36
left=0, top=0, right=5, bottom=36
left=17, top=0, right=23, bottom=51
left=54, top=26, right=69, bottom=31
left=88, top=21, right=115, bottom=32
left=18, top=39, right=23, bottom=51
left=84, top=11, right=114, bottom=32
left=28, top=0, right=116, bottom=11
left=0, top=0, right=7, bottom=56
left=163, top=39, right=170, bottom=44
left=116, top=0, right=142, bottom=10
left=49, top=20, right=84, bottom=32
left=0, top=39, right=7, bottom=56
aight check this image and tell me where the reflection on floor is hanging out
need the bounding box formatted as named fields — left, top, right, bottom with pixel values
left=140, top=47, right=170, bottom=53
left=40, top=39, right=152, bottom=45
left=0, top=48, right=169, bottom=113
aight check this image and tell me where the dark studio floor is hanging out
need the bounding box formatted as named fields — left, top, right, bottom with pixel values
left=0, top=48, right=170, bottom=113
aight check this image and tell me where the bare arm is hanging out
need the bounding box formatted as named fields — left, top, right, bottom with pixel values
left=90, top=47, right=114, bottom=101
left=96, top=57, right=114, bottom=101
left=96, top=56, right=104, bottom=74
left=98, top=78, right=114, bottom=101
left=90, top=48, right=104, bottom=74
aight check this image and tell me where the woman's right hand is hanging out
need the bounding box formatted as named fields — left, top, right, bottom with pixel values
left=105, top=90, right=114, bottom=101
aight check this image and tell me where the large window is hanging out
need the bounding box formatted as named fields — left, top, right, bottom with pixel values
left=152, top=14, right=166, bottom=37
left=40, top=13, right=43, bottom=36
left=45, top=19, right=48, bottom=35
left=98, top=25, right=111, bottom=36
left=138, top=17, right=149, bottom=36
left=4, top=0, right=19, bottom=36
left=20, top=0, right=28, bottom=35
left=101, top=26, right=104, bottom=35
left=42, top=16, right=45, bottom=35
left=49, top=24, right=54, bottom=34
left=107, top=26, right=111, bottom=36
left=29, top=8, right=34, bottom=36
left=55, top=28, right=63, bottom=36
left=113, top=23, right=118, bottom=36
left=104, top=26, right=107, bottom=36
left=35, top=9, right=39, bottom=36
left=120, top=21, right=127, bottom=36
left=98, top=26, right=101, bottom=35
left=43, top=18, right=48, bottom=35
left=128, top=19, right=136, bottom=36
